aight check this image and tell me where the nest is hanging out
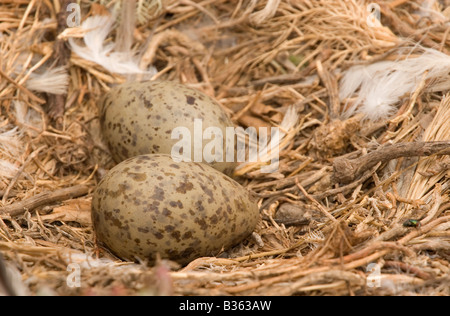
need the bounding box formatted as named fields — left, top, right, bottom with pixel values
left=0, top=0, right=449, bottom=296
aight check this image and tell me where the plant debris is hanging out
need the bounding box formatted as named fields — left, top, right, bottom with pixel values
left=0, top=0, right=449, bottom=296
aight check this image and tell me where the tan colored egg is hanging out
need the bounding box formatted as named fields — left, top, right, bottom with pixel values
left=100, top=80, right=237, bottom=175
left=91, top=154, right=259, bottom=265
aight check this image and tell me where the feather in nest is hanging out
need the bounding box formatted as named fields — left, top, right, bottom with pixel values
left=0, top=102, right=43, bottom=179
left=0, top=126, right=22, bottom=179
left=68, top=15, right=156, bottom=76
left=13, top=100, right=43, bottom=134
left=339, top=47, right=450, bottom=121
left=25, top=66, right=69, bottom=95
left=235, top=105, right=298, bottom=174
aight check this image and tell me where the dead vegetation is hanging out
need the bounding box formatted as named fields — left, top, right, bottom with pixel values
left=0, top=0, right=449, bottom=296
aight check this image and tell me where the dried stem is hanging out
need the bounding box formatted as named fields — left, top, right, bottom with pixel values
left=0, top=185, right=90, bottom=217
left=333, top=141, right=450, bottom=184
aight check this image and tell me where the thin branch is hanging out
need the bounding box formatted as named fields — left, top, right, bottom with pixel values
left=0, top=185, right=90, bottom=217
left=333, top=141, right=450, bottom=184
left=46, top=0, right=72, bottom=125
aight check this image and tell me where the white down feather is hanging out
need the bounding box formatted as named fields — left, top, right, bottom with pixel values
left=25, top=66, right=69, bottom=95
left=339, top=47, right=450, bottom=120
left=68, top=15, right=156, bottom=76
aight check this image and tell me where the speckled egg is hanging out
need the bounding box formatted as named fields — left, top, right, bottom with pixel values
left=91, top=154, right=259, bottom=265
left=100, top=80, right=237, bottom=175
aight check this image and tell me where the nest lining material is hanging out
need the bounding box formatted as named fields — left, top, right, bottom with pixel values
left=0, top=0, right=449, bottom=296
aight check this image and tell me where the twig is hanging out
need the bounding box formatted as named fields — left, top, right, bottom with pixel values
left=420, top=185, right=443, bottom=225
left=115, top=0, right=136, bottom=54
left=251, top=72, right=307, bottom=87
left=333, top=141, right=450, bottom=184
left=383, top=260, right=433, bottom=280
left=316, top=60, right=340, bottom=119
left=295, top=179, right=337, bottom=223
left=324, top=241, right=414, bottom=265
left=311, top=162, right=381, bottom=200
left=0, top=185, right=90, bottom=217
left=46, top=0, right=72, bottom=125
left=412, top=240, right=450, bottom=252
left=277, top=167, right=331, bottom=190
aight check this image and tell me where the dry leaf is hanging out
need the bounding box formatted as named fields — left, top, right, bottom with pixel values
left=40, top=197, right=92, bottom=226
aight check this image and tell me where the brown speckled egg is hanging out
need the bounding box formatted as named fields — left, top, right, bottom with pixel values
left=100, top=80, right=237, bottom=175
left=91, top=154, right=259, bottom=265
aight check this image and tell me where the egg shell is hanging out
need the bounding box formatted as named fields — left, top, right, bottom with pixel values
left=100, top=80, right=237, bottom=175
left=91, top=154, right=259, bottom=265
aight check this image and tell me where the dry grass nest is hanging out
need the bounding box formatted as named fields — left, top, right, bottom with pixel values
left=0, top=0, right=449, bottom=296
